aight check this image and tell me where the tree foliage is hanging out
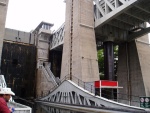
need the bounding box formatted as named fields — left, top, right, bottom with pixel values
left=97, top=45, right=118, bottom=80
left=97, top=49, right=104, bottom=79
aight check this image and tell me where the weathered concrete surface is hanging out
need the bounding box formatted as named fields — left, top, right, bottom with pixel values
left=35, top=33, right=51, bottom=97
left=4, top=28, right=35, bottom=44
left=61, top=0, right=99, bottom=82
left=33, top=22, right=54, bottom=97
left=117, top=34, right=150, bottom=106
left=136, top=36, right=150, bottom=96
left=36, top=69, right=53, bottom=97
left=0, top=0, right=9, bottom=68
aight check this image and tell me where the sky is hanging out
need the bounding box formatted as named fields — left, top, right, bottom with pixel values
left=5, top=0, right=66, bottom=32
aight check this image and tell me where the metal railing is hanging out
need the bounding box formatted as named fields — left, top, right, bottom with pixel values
left=42, top=65, right=58, bottom=86
left=38, top=75, right=141, bottom=106
left=45, top=65, right=59, bottom=85
left=0, top=75, right=7, bottom=88
left=8, top=101, right=32, bottom=113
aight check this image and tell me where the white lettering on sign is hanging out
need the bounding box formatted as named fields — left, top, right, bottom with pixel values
left=140, top=98, right=144, bottom=103
left=145, top=98, right=149, bottom=103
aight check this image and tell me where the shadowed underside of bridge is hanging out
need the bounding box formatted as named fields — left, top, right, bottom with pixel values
left=94, top=0, right=150, bottom=42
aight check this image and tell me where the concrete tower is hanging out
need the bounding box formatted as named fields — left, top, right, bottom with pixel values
left=32, top=22, right=54, bottom=97
left=117, top=35, right=150, bottom=106
left=61, top=0, right=99, bottom=82
left=0, top=0, right=9, bottom=71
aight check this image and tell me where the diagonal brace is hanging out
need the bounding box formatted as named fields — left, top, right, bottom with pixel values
left=128, top=27, right=150, bottom=42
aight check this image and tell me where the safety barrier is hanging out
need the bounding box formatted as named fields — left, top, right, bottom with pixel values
left=38, top=75, right=141, bottom=106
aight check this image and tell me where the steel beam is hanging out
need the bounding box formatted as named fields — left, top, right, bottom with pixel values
left=127, top=27, right=150, bottom=41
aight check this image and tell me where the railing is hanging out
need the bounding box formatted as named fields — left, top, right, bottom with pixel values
left=45, top=65, right=59, bottom=85
left=8, top=101, right=32, bottom=113
left=0, top=75, right=32, bottom=113
left=38, top=28, right=52, bottom=35
left=42, top=65, right=58, bottom=86
left=0, top=75, right=7, bottom=88
left=13, top=96, right=35, bottom=108
left=38, top=75, right=141, bottom=106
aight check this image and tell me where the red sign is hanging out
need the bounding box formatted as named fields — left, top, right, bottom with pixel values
left=101, top=80, right=117, bottom=87
left=94, top=80, right=118, bottom=88
left=94, top=81, right=100, bottom=88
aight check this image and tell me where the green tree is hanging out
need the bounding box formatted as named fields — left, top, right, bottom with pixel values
left=97, top=49, right=104, bottom=79
left=97, top=45, right=118, bottom=80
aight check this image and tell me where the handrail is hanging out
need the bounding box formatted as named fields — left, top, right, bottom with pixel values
left=42, top=65, right=58, bottom=86
left=45, top=65, right=59, bottom=85
left=13, top=96, right=35, bottom=108
left=0, top=75, right=7, bottom=88
left=38, top=75, right=141, bottom=105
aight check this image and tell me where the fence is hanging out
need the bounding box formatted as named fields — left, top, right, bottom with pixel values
left=38, top=75, right=141, bottom=106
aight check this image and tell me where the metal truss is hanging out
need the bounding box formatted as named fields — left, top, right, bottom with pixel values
left=94, top=0, right=137, bottom=27
left=94, top=0, right=150, bottom=42
left=0, top=75, right=7, bottom=88
left=50, top=0, right=150, bottom=50
left=40, top=104, right=76, bottom=113
left=39, top=80, right=145, bottom=112
left=50, top=23, right=65, bottom=50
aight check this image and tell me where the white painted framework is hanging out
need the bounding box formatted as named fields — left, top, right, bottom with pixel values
left=94, top=0, right=137, bottom=27
left=39, top=80, right=146, bottom=112
left=50, top=23, right=65, bottom=50
left=94, top=0, right=150, bottom=42
left=0, top=75, right=7, bottom=88
left=50, top=0, right=150, bottom=49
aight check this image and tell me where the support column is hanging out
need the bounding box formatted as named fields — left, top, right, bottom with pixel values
left=32, top=22, right=54, bottom=98
left=103, top=41, right=114, bottom=80
left=0, top=0, right=9, bottom=73
left=103, top=41, right=114, bottom=99
left=61, top=0, right=99, bottom=82
left=117, top=35, right=150, bottom=106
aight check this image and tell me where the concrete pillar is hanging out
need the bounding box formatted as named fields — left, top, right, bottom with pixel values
left=117, top=35, right=150, bottom=106
left=103, top=41, right=114, bottom=99
left=103, top=41, right=114, bottom=80
left=32, top=22, right=54, bottom=97
left=0, top=0, right=9, bottom=72
left=61, top=0, right=99, bottom=82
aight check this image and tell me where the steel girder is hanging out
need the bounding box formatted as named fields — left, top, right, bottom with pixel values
left=38, top=80, right=145, bottom=112
left=50, top=0, right=150, bottom=50
left=94, top=0, right=150, bottom=42
left=50, top=23, right=65, bottom=50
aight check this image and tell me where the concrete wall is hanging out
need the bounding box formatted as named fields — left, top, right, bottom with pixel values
left=61, top=0, right=99, bottom=82
left=136, top=36, right=150, bottom=96
left=36, top=69, right=54, bottom=97
left=4, top=28, right=35, bottom=44
left=0, top=0, right=9, bottom=69
left=35, top=27, right=53, bottom=97
left=117, top=34, right=150, bottom=106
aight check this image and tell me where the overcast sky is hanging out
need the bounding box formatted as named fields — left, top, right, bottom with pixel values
left=5, top=0, right=66, bottom=32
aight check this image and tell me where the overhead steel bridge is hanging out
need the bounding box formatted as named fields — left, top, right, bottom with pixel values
left=50, top=0, right=150, bottom=50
